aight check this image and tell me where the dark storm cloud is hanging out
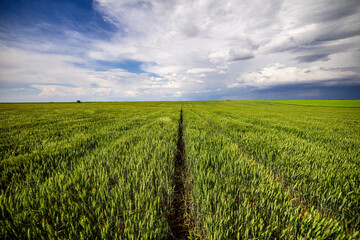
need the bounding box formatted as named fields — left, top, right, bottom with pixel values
left=293, top=0, right=360, bottom=27
left=313, top=28, right=360, bottom=43
left=269, top=0, right=360, bottom=59
left=229, top=49, right=255, bottom=61
left=294, top=54, right=330, bottom=63
left=310, top=0, right=360, bottom=23
left=224, top=81, right=360, bottom=100
left=254, top=82, right=360, bottom=100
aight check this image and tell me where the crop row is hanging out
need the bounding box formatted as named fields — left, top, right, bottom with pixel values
left=1, top=101, right=359, bottom=239
left=1, top=103, right=179, bottom=239
left=182, top=101, right=359, bottom=238
left=183, top=107, right=357, bottom=239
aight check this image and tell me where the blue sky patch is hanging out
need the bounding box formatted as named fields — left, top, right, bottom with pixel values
left=0, top=0, right=117, bottom=41
left=94, top=60, right=146, bottom=73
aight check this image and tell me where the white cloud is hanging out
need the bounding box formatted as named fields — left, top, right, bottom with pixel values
left=0, top=44, right=92, bottom=87
left=230, top=63, right=360, bottom=88
left=91, top=0, right=360, bottom=90
left=1, top=0, right=360, bottom=101
left=32, top=85, right=86, bottom=97
left=0, top=44, right=196, bottom=101
left=92, top=0, right=271, bottom=71
left=186, top=68, right=216, bottom=74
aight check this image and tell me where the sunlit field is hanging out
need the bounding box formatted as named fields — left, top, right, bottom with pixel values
left=1, top=101, right=359, bottom=239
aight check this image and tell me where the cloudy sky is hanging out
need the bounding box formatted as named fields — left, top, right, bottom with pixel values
left=0, top=0, right=359, bottom=102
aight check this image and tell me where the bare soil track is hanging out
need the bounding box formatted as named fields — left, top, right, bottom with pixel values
left=168, top=109, right=188, bottom=239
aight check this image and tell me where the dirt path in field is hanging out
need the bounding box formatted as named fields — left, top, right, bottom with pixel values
left=168, top=109, right=188, bottom=239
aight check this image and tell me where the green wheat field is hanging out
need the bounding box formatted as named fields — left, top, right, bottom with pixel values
left=1, top=100, right=359, bottom=239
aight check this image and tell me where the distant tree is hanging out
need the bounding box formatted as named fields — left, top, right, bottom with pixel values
left=77, top=100, right=81, bottom=103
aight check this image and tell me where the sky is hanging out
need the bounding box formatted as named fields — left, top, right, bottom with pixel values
left=0, top=0, right=359, bottom=102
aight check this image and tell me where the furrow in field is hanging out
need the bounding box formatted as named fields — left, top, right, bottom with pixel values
left=168, top=109, right=189, bottom=239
